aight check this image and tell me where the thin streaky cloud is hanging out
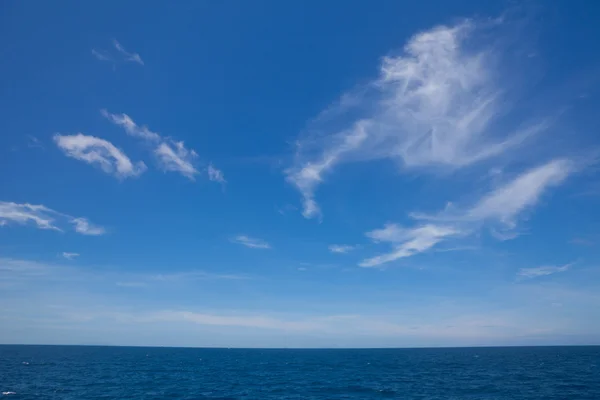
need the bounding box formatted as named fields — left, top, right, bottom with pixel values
left=113, top=39, right=144, bottom=66
left=360, top=224, right=460, bottom=267
left=0, top=202, right=62, bottom=232
left=328, top=244, right=356, bottom=254
left=150, top=270, right=249, bottom=281
left=277, top=204, right=298, bottom=216
left=27, top=135, right=44, bottom=149
left=62, top=252, right=79, bottom=260
left=569, top=237, right=594, bottom=246
left=155, top=141, right=199, bottom=180
left=102, top=110, right=200, bottom=180
left=287, top=19, right=547, bottom=219
left=0, top=201, right=105, bottom=235
left=101, top=110, right=160, bottom=141
left=287, top=122, right=368, bottom=218
left=230, top=235, right=271, bottom=249
left=140, top=310, right=330, bottom=331
left=466, top=159, right=573, bottom=228
left=360, top=159, right=576, bottom=267
left=92, top=40, right=143, bottom=67
left=207, top=163, right=226, bottom=184
left=411, top=159, right=574, bottom=229
left=71, top=218, right=106, bottom=236
left=91, top=49, right=113, bottom=62
left=54, top=133, right=146, bottom=179
left=517, top=262, right=574, bottom=279
left=1, top=257, right=244, bottom=288
left=116, top=281, right=148, bottom=288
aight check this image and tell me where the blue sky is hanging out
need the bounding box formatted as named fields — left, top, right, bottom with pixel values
left=1, top=0, right=600, bottom=348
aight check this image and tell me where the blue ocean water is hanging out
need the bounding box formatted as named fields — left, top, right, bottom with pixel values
left=1, top=345, right=599, bottom=399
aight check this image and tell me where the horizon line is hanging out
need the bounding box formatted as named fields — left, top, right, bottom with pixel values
left=2, top=343, right=599, bottom=350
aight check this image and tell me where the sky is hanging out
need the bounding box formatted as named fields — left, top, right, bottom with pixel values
left=1, top=0, right=600, bottom=348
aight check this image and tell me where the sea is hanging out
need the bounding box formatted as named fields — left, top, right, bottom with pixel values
left=1, top=345, right=599, bottom=399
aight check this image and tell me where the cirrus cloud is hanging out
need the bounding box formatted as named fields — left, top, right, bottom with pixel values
left=360, top=159, right=576, bottom=267
left=92, top=39, right=144, bottom=67
left=329, top=244, right=357, bottom=254
left=54, top=133, right=146, bottom=179
left=286, top=20, right=546, bottom=219
left=0, top=201, right=105, bottom=235
left=517, top=262, right=574, bottom=280
left=102, top=110, right=225, bottom=182
left=230, top=235, right=271, bottom=249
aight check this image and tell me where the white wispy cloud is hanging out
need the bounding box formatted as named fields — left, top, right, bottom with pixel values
left=328, top=244, right=356, bottom=254
left=517, top=262, right=574, bottom=279
left=27, top=135, right=44, bottom=149
left=62, top=252, right=79, bottom=260
left=54, top=134, right=146, bottom=179
left=412, top=159, right=574, bottom=228
left=154, top=141, right=199, bottom=179
left=150, top=270, right=249, bottom=281
left=230, top=235, right=271, bottom=249
left=287, top=122, right=368, bottom=218
left=286, top=20, right=546, bottom=218
left=207, top=163, right=226, bottom=184
left=360, top=159, right=575, bottom=267
left=465, top=160, right=573, bottom=228
left=277, top=204, right=298, bottom=215
left=100, top=110, right=160, bottom=141
left=116, top=281, right=148, bottom=288
left=0, top=202, right=61, bottom=231
left=145, top=310, right=328, bottom=331
left=113, top=39, right=144, bottom=66
left=0, top=258, right=71, bottom=281
left=102, top=110, right=206, bottom=180
left=70, top=217, right=106, bottom=236
left=0, top=201, right=105, bottom=235
left=1, top=257, right=246, bottom=288
left=92, top=40, right=144, bottom=66
left=360, top=224, right=460, bottom=267
left=91, top=49, right=113, bottom=62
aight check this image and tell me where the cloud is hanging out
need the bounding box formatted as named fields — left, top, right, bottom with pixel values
left=0, top=258, right=70, bottom=282
left=100, top=110, right=160, bottom=141
left=207, top=163, right=226, bottom=184
left=518, top=262, right=574, bottom=279
left=27, top=135, right=44, bottom=149
left=1, top=257, right=247, bottom=292
left=0, top=202, right=61, bottom=231
left=286, top=122, right=369, bottom=218
left=412, top=159, right=574, bottom=229
left=113, top=39, right=144, bottom=66
left=360, top=224, right=460, bottom=267
left=116, top=281, right=148, bottom=288
left=465, top=159, right=573, bottom=228
left=277, top=204, right=298, bottom=215
left=145, top=310, right=328, bottom=331
left=328, top=244, right=356, bottom=254
left=70, top=218, right=106, bottom=236
left=150, top=271, right=249, bottom=281
left=0, top=201, right=105, bottom=235
left=102, top=110, right=202, bottom=180
left=361, top=159, right=575, bottom=267
left=569, top=238, right=594, bottom=246
left=155, top=142, right=199, bottom=179
left=54, top=134, right=146, bottom=179
left=286, top=20, right=546, bottom=218
left=92, top=40, right=144, bottom=66
left=91, top=49, right=113, bottom=62
left=62, top=252, right=79, bottom=260
left=230, top=235, right=271, bottom=249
